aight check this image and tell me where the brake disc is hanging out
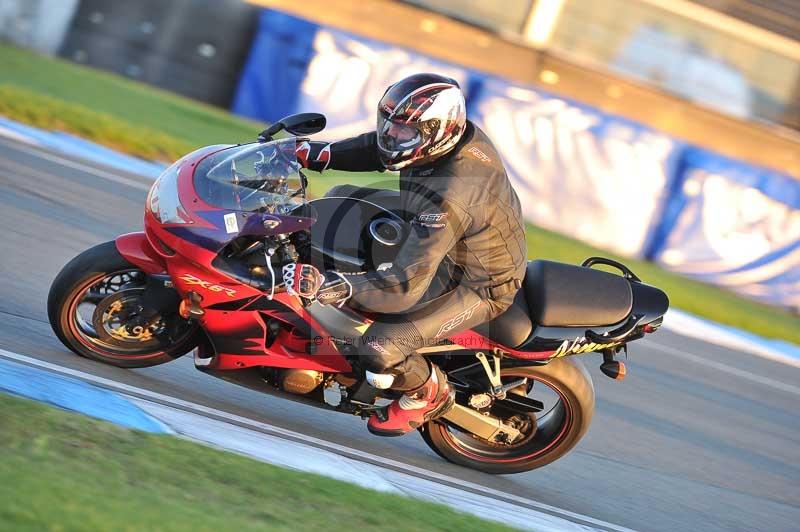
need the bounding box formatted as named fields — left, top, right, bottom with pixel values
left=92, top=288, right=160, bottom=344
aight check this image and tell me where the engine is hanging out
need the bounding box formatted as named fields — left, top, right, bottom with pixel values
left=278, top=368, right=324, bottom=395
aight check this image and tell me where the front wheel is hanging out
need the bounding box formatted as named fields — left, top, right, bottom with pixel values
left=48, top=241, right=199, bottom=368
left=421, top=357, right=595, bottom=474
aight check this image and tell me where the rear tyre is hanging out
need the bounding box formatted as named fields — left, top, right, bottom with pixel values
left=420, top=357, right=594, bottom=474
left=48, top=241, right=198, bottom=368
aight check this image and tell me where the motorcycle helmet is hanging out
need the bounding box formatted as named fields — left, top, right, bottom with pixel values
left=376, top=73, right=467, bottom=171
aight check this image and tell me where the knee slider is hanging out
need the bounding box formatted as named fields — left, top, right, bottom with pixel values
left=365, top=370, right=395, bottom=389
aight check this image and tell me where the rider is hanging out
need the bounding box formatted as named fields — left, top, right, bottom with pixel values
left=295, top=73, right=527, bottom=436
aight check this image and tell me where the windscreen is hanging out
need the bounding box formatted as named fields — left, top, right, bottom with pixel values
left=194, top=139, right=306, bottom=215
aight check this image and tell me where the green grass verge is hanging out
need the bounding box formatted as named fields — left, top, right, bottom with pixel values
left=0, top=393, right=514, bottom=531
left=0, top=44, right=262, bottom=150
left=0, top=84, right=196, bottom=161
left=0, top=44, right=797, bottom=343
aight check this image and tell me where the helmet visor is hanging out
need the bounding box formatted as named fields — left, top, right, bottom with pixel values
left=377, top=113, right=421, bottom=152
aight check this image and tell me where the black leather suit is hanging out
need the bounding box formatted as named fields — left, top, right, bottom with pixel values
left=311, top=121, right=527, bottom=390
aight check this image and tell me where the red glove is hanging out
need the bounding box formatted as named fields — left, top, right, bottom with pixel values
left=282, top=263, right=324, bottom=298
left=295, top=140, right=331, bottom=172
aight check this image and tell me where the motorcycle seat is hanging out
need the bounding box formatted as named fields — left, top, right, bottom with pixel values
left=472, top=288, right=533, bottom=349
left=526, top=260, right=633, bottom=327
left=473, top=260, right=633, bottom=349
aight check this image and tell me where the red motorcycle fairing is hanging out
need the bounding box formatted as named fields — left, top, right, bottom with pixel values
left=141, top=143, right=353, bottom=374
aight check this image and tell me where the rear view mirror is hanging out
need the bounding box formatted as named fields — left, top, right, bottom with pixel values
left=258, top=113, right=326, bottom=141
left=283, top=113, right=326, bottom=135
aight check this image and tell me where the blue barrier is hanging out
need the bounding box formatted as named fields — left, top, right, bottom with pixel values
left=292, top=27, right=472, bottom=139
left=232, top=10, right=319, bottom=124
left=469, top=76, right=683, bottom=259
left=654, top=147, right=800, bottom=309
left=231, top=10, right=800, bottom=309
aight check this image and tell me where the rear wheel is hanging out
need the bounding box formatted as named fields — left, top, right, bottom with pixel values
left=421, top=357, right=594, bottom=474
left=48, top=241, right=198, bottom=368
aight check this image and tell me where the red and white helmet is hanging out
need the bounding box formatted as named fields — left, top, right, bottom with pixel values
left=376, top=73, right=467, bottom=171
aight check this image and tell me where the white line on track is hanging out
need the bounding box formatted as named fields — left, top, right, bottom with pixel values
left=0, top=137, right=152, bottom=191
left=0, top=125, right=42, bottom=146
left=644, top=341, right=800, bottom=397
left=0, top=157, right=107, bottom=190
left=0, top=348, right=633, bottom=532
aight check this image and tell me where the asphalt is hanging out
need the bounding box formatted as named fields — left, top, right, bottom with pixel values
left=0, top=137, right=798, bottom=532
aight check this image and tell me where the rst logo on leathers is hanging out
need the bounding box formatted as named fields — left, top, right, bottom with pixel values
left=435, top=300, right=482, bottom=338
left=179, top=273, right=237, bottom=297
left=413, top=212, right=449, bottom=229
left=467, top=146, right=491, bottom=163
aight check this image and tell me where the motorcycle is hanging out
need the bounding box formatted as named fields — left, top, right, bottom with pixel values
left=48, top=113, right=669, bottom=474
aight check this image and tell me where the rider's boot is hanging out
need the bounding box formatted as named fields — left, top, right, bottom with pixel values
left=367, top=364, right=454, bottom=437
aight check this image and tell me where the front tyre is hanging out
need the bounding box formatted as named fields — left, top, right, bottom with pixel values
left=420, top=357, right=595, bottom=474
left=48, top=241, right=198, bottom=368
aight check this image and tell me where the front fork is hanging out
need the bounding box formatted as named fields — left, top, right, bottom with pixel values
left=116, top=232, right=195, bottom=340
left=138, top=274, right=181, bottom=316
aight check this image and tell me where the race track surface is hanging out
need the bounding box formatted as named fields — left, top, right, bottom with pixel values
left=0, top=137, right=798, bottom=532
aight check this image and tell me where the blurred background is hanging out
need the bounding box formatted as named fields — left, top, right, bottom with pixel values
left=1, top=0, right=798, bottom=317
